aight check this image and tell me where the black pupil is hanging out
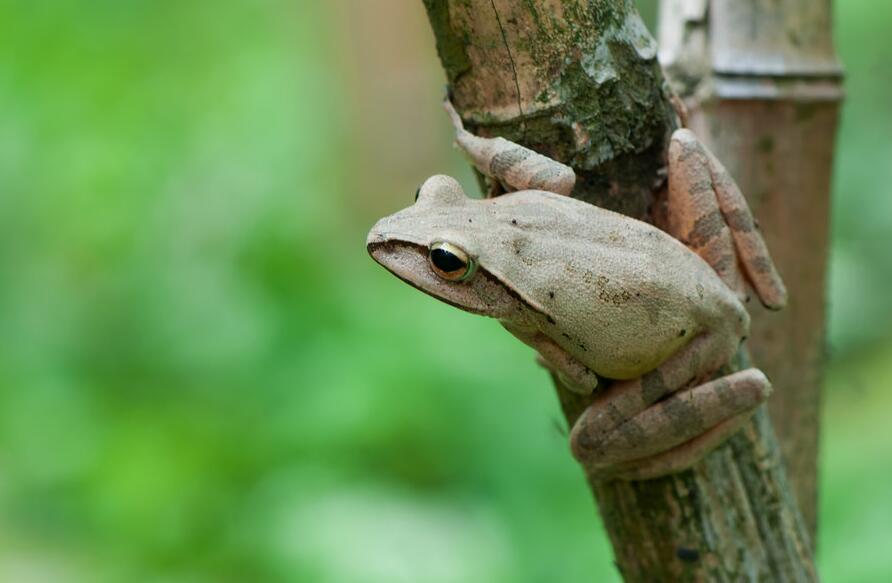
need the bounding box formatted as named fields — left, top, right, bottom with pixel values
left=431, top=248, right=466, bottom=274
left=414, top=186, right=421, bottom=202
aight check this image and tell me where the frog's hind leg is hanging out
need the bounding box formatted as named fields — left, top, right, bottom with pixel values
left=667, top=130, right=748, bottom=301
left=444, top=99, right=576, bottom=196
left=569, top=331, right=771, bottom=480
left=704, top=144, right=788, bottom=309
left=584, top=369, right=770, bottom=480
left=609, top=405, right=759, bottom=481
left=668, top=129, right=787, bottom=309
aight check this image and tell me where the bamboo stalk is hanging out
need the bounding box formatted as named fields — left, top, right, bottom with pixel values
left=659, top=0, right=844, bottom=542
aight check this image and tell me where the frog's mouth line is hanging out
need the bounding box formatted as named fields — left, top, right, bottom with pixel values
left=367, top=240, right=490, bottom=316
left=366, top=239, right=552, bottom=322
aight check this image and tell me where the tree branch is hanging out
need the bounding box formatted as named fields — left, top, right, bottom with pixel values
left=422, top=1, right=818, bottom=580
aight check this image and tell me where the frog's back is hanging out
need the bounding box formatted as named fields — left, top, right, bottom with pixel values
left=486, top=190, right=745, bottom=379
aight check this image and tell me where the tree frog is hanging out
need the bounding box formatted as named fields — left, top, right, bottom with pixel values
left=366, top=101, right=787, bottom=481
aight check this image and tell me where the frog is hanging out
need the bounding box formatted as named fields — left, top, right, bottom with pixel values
left=366, top=101, right=787, bottom=481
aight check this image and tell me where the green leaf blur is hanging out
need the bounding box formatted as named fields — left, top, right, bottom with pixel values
left=0, top=1, right=888, bottom=581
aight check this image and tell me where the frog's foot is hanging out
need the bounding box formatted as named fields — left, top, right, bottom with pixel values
left=444, top=99, right=576, bottom=197
left=667, top=129, right=787, bottom=310
left=573, top=369, right=771, bottom=481
left=568, top=331, right=762, bottom=480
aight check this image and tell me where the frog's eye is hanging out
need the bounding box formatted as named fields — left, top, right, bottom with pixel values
left=429, top=241, right=476, bottom=282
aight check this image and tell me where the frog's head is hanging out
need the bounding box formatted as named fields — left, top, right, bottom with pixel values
left=367, top=175, right=541, bottom=320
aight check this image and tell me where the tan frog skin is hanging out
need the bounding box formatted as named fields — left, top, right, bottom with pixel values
left=366, top=102, right=787, bottom=481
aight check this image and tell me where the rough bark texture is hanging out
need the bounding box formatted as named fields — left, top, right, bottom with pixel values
left=424, top=0, right=677, bottom=218
left=659, top=0, right=843, bottom=542
left=422, top=1, right=817, bottom=580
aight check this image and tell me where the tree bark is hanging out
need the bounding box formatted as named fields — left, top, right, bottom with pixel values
left=659, top=0, right=843, bottom=543
left=422, top=1, right=817, bottom=580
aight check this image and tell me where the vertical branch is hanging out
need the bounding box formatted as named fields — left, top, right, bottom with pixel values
left=659, top=0, right=843, bottom=541
left=422, top=1, right=818, bottom=580
left=423, top=0, right=676, bottom=216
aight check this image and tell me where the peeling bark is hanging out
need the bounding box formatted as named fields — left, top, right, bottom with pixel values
left=422, top=1, right=818, bottom=580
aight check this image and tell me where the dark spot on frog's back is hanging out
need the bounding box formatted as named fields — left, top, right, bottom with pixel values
left=607, top=230, right=624, bottom=244
left=595, top=274, right=633, bottom=305
left=511, top=236, right=531, bottom=257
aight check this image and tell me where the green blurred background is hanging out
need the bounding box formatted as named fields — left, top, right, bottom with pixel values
left=0, top=1, right=889, bottom=581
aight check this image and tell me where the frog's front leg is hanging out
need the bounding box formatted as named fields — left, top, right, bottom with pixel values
left=501, top=323, right=598, bottom=395
left=667, top=130, right=787, bottom=309
left=444, top=100, right=576, bottom=197
left=569, top=332, right=772, bottom=481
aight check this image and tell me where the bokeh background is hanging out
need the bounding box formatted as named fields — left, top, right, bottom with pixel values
left=1, top=1, right=890, bottom=581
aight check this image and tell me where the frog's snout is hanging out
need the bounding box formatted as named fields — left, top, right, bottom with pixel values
left=366, top=224, right=391, bottom=267
left=366, top=227, right=387, bottom=249
left=366, top=211, right=399, bottom=253
left=366, top=218, right=408, bottom=270
left=366, top=240, right=383, bottom=264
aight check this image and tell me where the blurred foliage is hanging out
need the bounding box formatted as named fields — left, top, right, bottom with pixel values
left=0, top=0, right=888, bottom=581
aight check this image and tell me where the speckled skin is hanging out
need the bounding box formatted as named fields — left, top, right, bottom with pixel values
left=368, top=178, right=745, bottom=383
left=366, top=110, right=786, bottom=481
